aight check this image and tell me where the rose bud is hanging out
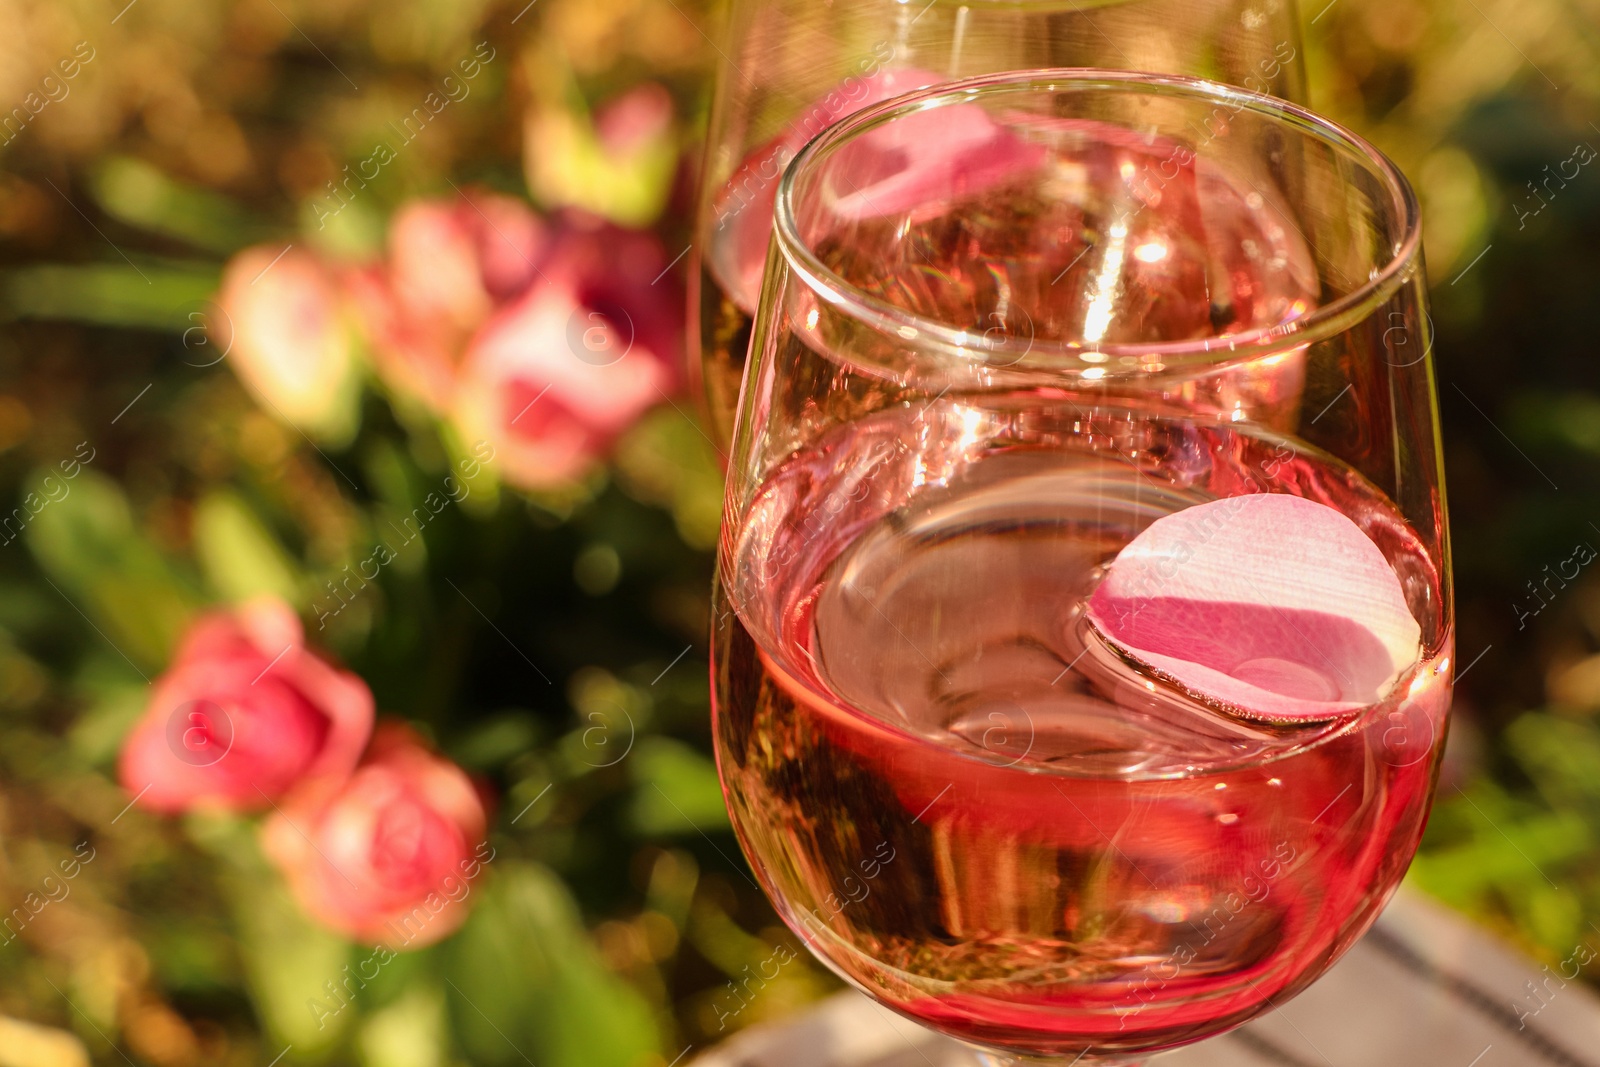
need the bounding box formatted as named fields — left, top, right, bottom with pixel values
left=262, top=724, right=493, bottom=949
left=118, top=597, right=374, bottom=814
left=348, top=191, right=547, bottom=415
left=215, top=245, right=363, bottom=444
left=452, top=218, right=682, bottom=489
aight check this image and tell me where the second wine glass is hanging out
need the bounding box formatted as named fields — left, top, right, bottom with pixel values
left=690, top=0, right=1309, bottom=449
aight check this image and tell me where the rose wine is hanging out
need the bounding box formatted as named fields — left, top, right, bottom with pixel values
left=694, top=109, right=1320, bottom=447
left=712, top=402, right=1450, bottom=1060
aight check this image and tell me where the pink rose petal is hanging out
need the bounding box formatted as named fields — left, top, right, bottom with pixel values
left=1086, top=494, right=1422, bottom=722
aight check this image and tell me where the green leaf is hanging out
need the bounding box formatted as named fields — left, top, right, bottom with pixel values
left=445, top=862, right=661, bottom=1067
left=613, top=408, right=723, bottom=551
left=359, top=981, right=447, bottom=1067
left=1508, top=390, right=1600, bottom=458
left=1409, top=795, right=1590, bottom=908
left=0, top=261, right=220, bottom=331
left=359, top=439, right=434, bottom=578
left=145, top=918, right=239, bottom=996
left=216, top=833, right=355, bottom=1057
left=67, top=679, right=146, bottom=769
left=1504, top=712, right=1600, bottom=812
left=89, top=156, right=272, bottom=255
left=628, top=736, right=730, bottom=836
left=24, top=469, right=199, bottom=669
left=194, top=491, right=303, bottom=606
left=449, top=714, right=538, bottom=771
left=1515, top=882, right=1584, bottom=956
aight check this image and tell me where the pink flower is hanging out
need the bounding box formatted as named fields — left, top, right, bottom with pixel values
left=262, top=724, right=493, bottom=949
left=595, top=83, right=674, bottom=159
left=216, top=246, right=363, bottom=442
left=348, top=190, right=547, bottom=414
left=452, top=218, right=682, bottom=489
left=118, top=598, right=375, bottom=813
left=347, top=189, right=680, bottom=485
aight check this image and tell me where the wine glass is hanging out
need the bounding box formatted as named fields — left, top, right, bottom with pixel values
left=690, top=0, right=1309, bottom=449
left=710, top=71, right=1451, bottom=1065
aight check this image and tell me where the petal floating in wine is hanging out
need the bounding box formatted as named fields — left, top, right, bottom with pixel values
left=1085, top=494, right=1422, bottom=722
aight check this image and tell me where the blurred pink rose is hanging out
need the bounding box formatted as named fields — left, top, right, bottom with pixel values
left=348, top=189, right=547, bottom=413
left=216, top=246, right=363, bottom=442
left=262, top=724, right=493, bottom=949
left=595, top=82, right=673, bottom=159
left=118, top=598, right=374, bottom=814
left=452, top=218, right=682, bottom=489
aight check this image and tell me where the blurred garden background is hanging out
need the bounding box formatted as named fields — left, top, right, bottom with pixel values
left=0, top=0, right=1598, bottom=1064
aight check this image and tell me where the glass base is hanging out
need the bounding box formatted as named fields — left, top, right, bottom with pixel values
left=969, top=1046, right=1149, bottom=1066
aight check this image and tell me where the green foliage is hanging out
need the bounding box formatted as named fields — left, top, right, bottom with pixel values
left=186, top=813, right=359, bottom=1054
left=446, top=863, right=662, bottom=1067
left=1505, top=713, right=1600, bottom=814
left=614, top=408, right=725, bottom=551
left=1414, top=712, right=1600, bottom=964
left=1411, top=782, right=1590, bottom=908
left=0, top=263, right=221, bottom=331
left=628, top=736, right=730, bottom=836
left=194, top=491, right=305, bottom=606
left=358, top=983, right=450, bottom=1067
left=25, top=470, right=200, bottom=670
left=90, top=157, right=272, bottom=256
left=0, top=3, right=802, bottom=1065
left=231, top=871, right=357, bottom=1056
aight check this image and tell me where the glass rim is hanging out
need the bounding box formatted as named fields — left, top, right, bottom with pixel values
left=770, top=68, right=1423, bottom=374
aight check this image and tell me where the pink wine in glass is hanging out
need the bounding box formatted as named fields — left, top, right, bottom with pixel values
left=712, top=402, right=1451, bottom=1061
